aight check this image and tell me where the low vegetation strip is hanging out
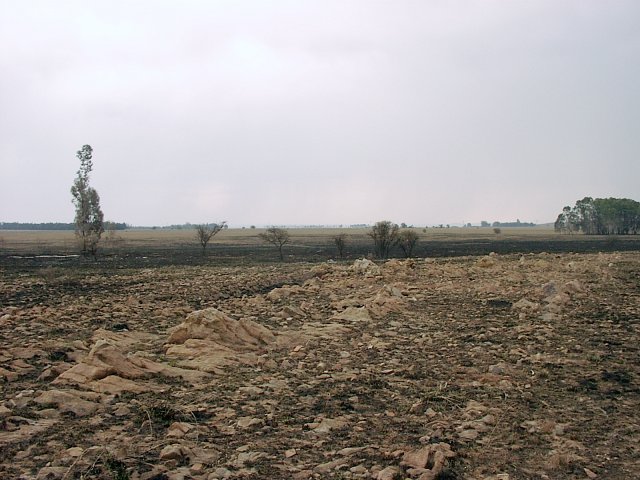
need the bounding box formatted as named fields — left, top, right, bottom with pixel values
left=2, top=228, right=640, bottom=269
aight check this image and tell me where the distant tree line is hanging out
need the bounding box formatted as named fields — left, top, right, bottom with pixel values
left=0, top=222, right=127, bottom=231
left=150, top=223, right=229, bottom=230
left=480, top=220, right=535, bottom=228
left=555, top=197, right=640, bottom=235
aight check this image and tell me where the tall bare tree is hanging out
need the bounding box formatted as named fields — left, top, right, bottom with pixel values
left=195, top=221, right=226, bottom=254
left=71, top=145, right=104, bottom=255
left=259, top=227, right=290, bottom=261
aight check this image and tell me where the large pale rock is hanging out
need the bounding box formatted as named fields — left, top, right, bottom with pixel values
left=167, top=308, right=274, bottom=347
left=475, top=256, right=496, bottom=268
left=34, top=389, right=99, bottom=417
left=232, top=450, right=268, bottom=468
left=9, top=346, right=47, bottom=359
left=512, top=298, right=540, bottom=311
left=377, top=466, right=401, bottom=480
left=129, top=355, right=210, bottom=384
left=383, top=258, right=415, bottom=272
left=266, top=285, right=303, bottom=302
left=36, top=466, right=67, bottom=479
left=332, top=307, right=372, bottom=323
left=159, top=443, right=192, bottom=461
left=351, top=258, right=381, bottom=276
left=0, top=366, right=19, bottom=382
left=165, top=308, right=275, bottom=373
left=55, top=339, right=149, bottom=384
left=307, top=416, right=349, bottom=434
left=401, top=443, right=456, bottom=478
left=563, top=280, right=585, bottom=294
left=90, top=328, right=159, bottom=348
left=88, top=375, right=153, bottom=394
left=366, top=286, right=406, bottom=317
left=54, top=334, right=209, bottom=390
left=167, top=422, right=194, bottom=438
left=0, top=419, right=57, bottom=447
left=313, top=457, right=350, bottom=473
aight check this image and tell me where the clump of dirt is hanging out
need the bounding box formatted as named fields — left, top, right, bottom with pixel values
left=1, top=251, right=639, bottom=479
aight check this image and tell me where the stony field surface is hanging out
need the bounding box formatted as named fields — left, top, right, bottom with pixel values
left=1, top=251, right=639, bottom=479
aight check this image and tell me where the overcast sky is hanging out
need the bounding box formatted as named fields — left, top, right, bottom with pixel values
left=1, top=1, right=639, bottom=227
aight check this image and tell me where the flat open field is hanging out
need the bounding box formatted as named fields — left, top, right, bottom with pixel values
left=1, top=231, right=639, bottom=479
left=2, top=227, right=640, bottom=268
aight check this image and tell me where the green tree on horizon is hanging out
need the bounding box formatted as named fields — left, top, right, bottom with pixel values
left=555, top=197, right=640, bottom=235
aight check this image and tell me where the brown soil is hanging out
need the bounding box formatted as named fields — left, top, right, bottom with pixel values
left=1, top=251, right=639, bottom=479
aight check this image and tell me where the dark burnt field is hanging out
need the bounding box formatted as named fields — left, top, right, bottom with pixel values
left=2, top=228, right=640, bottom=271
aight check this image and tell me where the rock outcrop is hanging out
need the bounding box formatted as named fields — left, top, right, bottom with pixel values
left=165, top=308, right=276, bottom=373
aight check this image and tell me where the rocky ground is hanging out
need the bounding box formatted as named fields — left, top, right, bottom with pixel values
left=1, top=252, right=639, bottom=479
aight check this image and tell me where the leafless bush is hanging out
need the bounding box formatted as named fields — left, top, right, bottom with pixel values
left=259, top=227, right=290, bottom=261
left=369, top=221, right=399, bottom=259
left=195, top=221, right=226, bottom=254
left=397, top=230, right=419, bottom=257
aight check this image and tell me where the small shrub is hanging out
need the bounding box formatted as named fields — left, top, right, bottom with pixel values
left=334, top=234, right=347, bottom=259
left=259, top=227, right=290, bottom=261
left=195, top=221, right=226, bottom=254
left=397, top=230, right=419, bottom=258
left=105, top=457, right=130, bottom=480
left=133, top=400, right=182, bottom=433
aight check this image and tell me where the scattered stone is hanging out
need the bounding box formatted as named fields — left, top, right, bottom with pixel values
left=313, top=457, right=350, bottom=473
left=160, top=444, right=191, bottom=461
left=584, top=467, right=598, bottom=478
left=332, top=306, right=372, bottom=323
left=232, top=451, right=268, bottom=468
left=113, top=404, right=131, bottom=417
left=291, top=470, right=313, bottom=480
left=488, top=363, right=507, bottom=375
left=33, top=389, right=99, bottom=417
left=0, top=250, right=637, bottom=480
left=458, top=429, right=479, bottom=441
left=512, top=298, right=539, bottom=311
left=238, top=385, right=264, bottom=396
left=89, top=374, right=153, bottom=394
left=308, top=416, right=348, bottom=434
left=167, top=422, right=193, bottom=438
left=401, top=443, right=456, bottom=477
left=36, top=466, right=67, bottom=479
left=66, top=446, right=84, bottom=457
left=350, top=464, right=368, bottom=475
left=351, top=258, right=381, bottom=276
left=476, top=256, right=496, bottom=268
left=337, top=446, right=369, bottom=456
left=284, top=448, right=297, bottom=458
left=376, top=466, right=401, bottom=480
left=208, top=467, right=232, bottom=479
left=0, top=419, right=57, bottom=447
left=237, top=416, right=262, bottom=429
